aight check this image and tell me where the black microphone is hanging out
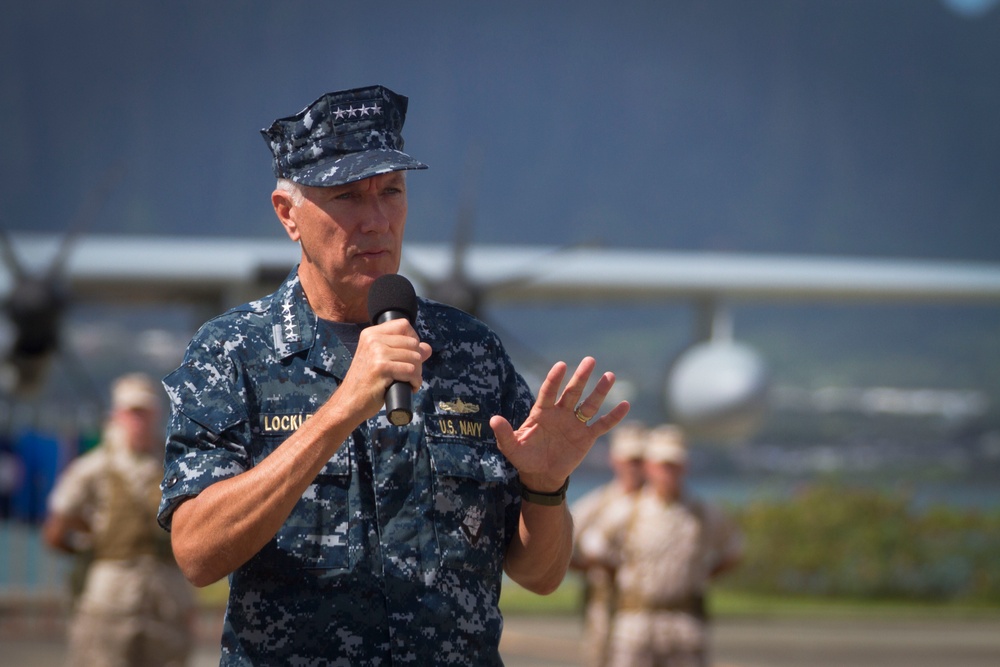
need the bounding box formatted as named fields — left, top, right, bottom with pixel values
left=367, top=274, right=419, bottom=426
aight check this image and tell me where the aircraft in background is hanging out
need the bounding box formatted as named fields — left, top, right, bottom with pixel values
left=4, top=231, right=1000, bottom=440
left=0, top=166, right=123, bottom=402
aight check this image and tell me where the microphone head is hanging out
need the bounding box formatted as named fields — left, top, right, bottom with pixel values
left=367, top=274, right=418, bottom=325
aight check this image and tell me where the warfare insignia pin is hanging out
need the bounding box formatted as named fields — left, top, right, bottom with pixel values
left=437, top=398, right=481, bottom=415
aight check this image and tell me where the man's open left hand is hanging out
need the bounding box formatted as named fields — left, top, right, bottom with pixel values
left=490, top=357, right=631, bottom=492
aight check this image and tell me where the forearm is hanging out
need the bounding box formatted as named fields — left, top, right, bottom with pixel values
left=503, top=501, right=574, bottom=595
left=42, top=514, right=91, bottom=554
left=710, top=553, right=743, bottom=580
left=170, top=401, right=359, bottom=586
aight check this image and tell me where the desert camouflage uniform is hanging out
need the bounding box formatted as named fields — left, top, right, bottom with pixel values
left=158, top=269, right=532, bottom=666
left=48, top=426, right=196, bottom=667
left=571, top=483, right=638, bottom=667
left=584, top=488, right=743, bottom=667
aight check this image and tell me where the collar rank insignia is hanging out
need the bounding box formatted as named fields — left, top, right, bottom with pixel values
left=437, top=398, right=480, bottom=415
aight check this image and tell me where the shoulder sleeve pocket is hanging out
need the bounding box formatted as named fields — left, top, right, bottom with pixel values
left=164, top=361, right=247, bottom=434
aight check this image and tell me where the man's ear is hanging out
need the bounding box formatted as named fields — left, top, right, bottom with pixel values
left=272, top=190, right=300, bottom=242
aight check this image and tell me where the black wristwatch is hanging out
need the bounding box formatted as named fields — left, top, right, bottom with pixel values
left=520, top=477, right=570, bottom=506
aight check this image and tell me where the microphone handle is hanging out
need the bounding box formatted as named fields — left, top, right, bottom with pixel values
left=377, top=310, right=414, bottom=425
left=385, top=382, right=413, bottom=426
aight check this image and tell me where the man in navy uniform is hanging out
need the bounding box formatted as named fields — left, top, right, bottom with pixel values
left=158, top=84, right=630, bottom=665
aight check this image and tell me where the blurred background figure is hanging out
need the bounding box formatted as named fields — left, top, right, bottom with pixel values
left=581, top=424, right=744, bottom=667
left=42, top=373, right=195, bottom=667
left=571, top=421, right=648, bottom=667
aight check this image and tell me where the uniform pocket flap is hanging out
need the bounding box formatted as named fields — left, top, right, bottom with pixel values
left=163, top=362, right=247, bottom=434
left=428, top=438, right=507, bottom=483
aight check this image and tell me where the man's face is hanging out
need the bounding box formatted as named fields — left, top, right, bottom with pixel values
left=644, top=459, right=684, bottom=500
left=611, top=456, right=645, bottom=493
left=116, top=406, right=161, bottom=454
left=283, top=172, right=408, bottom=309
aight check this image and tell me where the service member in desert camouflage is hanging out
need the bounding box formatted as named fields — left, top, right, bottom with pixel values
left=45, top=373, right=196, bottom=667
left=570, top=421, right=648, bottom=667
left=580, top=425, right=744, bottom=667
left=157, top=84, right=630, bottom=666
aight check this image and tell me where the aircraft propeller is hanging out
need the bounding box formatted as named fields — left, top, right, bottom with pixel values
left=0, top=165, right=124, bottom=399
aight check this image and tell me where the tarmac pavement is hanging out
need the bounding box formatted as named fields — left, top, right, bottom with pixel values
left=3, top=608, right=999, bottom=666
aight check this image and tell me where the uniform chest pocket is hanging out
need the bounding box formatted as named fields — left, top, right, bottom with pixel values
left=272, top=443, right=353, bottom=572
left=427, top=437, right=509, bottom=575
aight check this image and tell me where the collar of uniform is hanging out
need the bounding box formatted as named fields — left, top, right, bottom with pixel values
left=269, top=268, right=315, bottom=360
left=413, top=304, right=430, bottom=340
left=269, top=268, right=364, bottom=381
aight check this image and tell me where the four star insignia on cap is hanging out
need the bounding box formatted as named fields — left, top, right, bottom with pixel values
left=333, top=104, right=383, bottom=121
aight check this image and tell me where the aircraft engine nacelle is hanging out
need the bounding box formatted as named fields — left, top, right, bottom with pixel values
left=665, top=340, right=770, bottom=442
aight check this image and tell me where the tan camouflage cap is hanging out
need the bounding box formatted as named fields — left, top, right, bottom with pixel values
left=609, top=421, right=648, bottom=460
left=644, top=424, right=687, bottom=465
left=111, top=372, right=162, bottom=411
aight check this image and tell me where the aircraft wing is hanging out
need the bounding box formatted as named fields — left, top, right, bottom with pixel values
left=402, top=244, right=1000, bottom=304
left=1, top=233, right=302, bottom=308
left=4, top=233, right=1000, bottom=309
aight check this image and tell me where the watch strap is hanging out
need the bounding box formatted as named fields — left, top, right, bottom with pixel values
left=520, top=477, right=570, bottom=506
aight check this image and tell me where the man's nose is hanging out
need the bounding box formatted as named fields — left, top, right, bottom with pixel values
left=359, top=198, right=391, bottom=232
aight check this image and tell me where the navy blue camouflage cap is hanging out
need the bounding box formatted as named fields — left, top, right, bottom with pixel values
left=261, top=85, right=428, bottom=187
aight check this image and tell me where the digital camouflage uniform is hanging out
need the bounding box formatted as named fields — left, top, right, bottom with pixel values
left=583, top=488, right=743, bottom=667
left=158, top=269, right=533, bottom=666
left=48, top=426, right=196, bottom=667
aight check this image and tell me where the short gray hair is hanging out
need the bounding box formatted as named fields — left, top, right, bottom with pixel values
left=276, top=178, right=304, bottom=205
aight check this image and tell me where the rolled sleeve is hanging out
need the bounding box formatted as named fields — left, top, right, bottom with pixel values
left=48, top=455, right=97, bottom=516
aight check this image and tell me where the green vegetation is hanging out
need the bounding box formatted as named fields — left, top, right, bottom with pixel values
left=707, top=588, right=1000, bottom=619
left=725, top=482, right=1000, bottom=603
left=501, top=576, right=584, bottom=616
left=501, top=577, right=1000, bottom=619
left=196, top=579, right=230, bottom=608
left=503, top=481, right=1000, bottom=617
